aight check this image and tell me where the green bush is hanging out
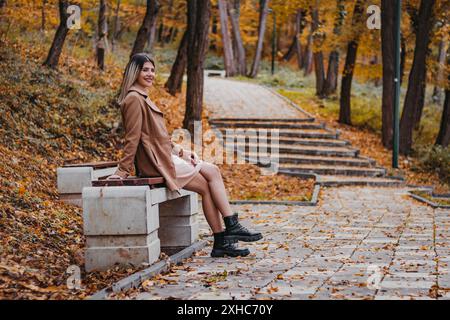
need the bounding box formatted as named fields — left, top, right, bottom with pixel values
left=416, top=145, right=450, bottom=184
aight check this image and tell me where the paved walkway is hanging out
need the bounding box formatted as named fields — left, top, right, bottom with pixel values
left=131, top=187, right=449, bottom=300
left=204, top=78, right=309, bottom=119
left=120, top=78, right=449, bottom=300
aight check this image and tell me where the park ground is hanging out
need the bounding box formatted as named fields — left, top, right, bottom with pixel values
left=0, top=17, right=449, bottom=299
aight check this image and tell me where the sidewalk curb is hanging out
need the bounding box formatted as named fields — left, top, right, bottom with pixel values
left=230, top=182, right=321, bottom=206
left=407, top=188, right=450, bottom=209
left=87, top=240, right=208, bottom=300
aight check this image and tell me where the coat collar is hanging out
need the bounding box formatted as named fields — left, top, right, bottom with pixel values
left=128, top=85, right=164, bottom=115
left=128, top=85, right=149, bottom=97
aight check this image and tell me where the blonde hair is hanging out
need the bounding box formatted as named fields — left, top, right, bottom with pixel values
left=117, top=53, right=156, bottom=105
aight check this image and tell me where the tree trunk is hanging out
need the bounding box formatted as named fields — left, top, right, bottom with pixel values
left=211, top=5, right=218, bottom=51
left=111, top=0, right=121, bottom=52
left=96, top=0, right=107, bottom=70
left=338, top=0, right=364, bottom=125
left=322, top=0, right=345, bottom=97
left=248, top=0, right=269, bottom=78
left=157, top=22, right=164, bottom=43
left=303, top=20, right=313, bottom=76
left=218, top=0, right=236, bottom=76
left=41, top=0, right=47, bottom=32
left=381, top=0, right=395, bottom=149
left=399, top=0, right=435, bottom=155
left=322, top=51, right=339, bottom=96
left=43, top=0, right=69, bottom=69
left=165, top=30, right=188, bottom=96
left=228, top=0, right=247, bottom=76
left=432, top=39, right=448, bottom=104
left=169, top=27, right=178, bottom=44
left=400, top=34, right=406, bottom=85
left=146, top=13, right=159, bottom=51
left=311, top=5, right=325, bottom=96
left=436, top=88, right=450, bottom=147
left=339, top=41, right=357, bottom=125
left=283, top=9, right=304, bottom=70
left=183, top=0, right=211, bottom=135
left=131, top=0, right=160, bottom=57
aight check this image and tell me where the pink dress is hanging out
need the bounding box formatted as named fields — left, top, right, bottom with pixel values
left=172, top=154, right=203, bottom=189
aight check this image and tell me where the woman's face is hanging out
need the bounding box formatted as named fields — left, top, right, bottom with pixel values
left=136, top=61, right=156, bottom=88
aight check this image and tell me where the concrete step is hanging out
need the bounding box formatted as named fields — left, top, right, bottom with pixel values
left=245, top=153, right=375, bottom=167
left=315, top=175, right=405, bottom=187
left=279, top=165, right=386, bottom=177
left=221, top=135, right=350, bottom=147
left=276, top=137, right=350, bottom=147
left=215, top=127, right=339, bottom=140
left=209, top=117, right=315, bottom=123
left=210, top=120, right=324, bottom=130
left=227, top=142, right=359, bottom=158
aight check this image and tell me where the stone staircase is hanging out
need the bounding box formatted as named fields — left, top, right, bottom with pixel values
left=209, top=118, right=405, bottom=187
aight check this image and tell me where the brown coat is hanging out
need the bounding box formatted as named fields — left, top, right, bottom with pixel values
left=114, top=85, right=181, bottom=192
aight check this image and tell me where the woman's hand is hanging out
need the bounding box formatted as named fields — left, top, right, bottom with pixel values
left=190, top=151, right=200, bottom=166
left=107, top=174, right=123, bottom=180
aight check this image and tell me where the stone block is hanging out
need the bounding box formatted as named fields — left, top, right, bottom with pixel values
left=149, top=188, right=197, bottom=205
left=159, top=223, right=199, bottom=247
left=57, top=167, right=93, bottom=194
left=82, top=186, right=159, bottom=235
left=57, top=166, right=117, bottom=207
left=159, top=215, right=197, bottom=227
left=86, top=232, right=159, bottom=248
left=85, top=236, right=160, bottom=272
left=159, top=194, right=198, bottom=217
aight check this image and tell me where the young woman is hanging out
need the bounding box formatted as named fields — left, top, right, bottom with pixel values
left=108, top=53, right=263, bottom=257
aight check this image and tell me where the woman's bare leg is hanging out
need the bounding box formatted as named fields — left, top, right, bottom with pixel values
left=183, top=173, right=223, bottom=233
left=199, top=162, right=233, bottom=217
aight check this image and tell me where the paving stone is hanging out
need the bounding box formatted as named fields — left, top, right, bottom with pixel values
left=130, top=186, right=448, bottom=300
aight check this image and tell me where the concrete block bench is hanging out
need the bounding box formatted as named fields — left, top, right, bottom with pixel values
left=82, top=178, right=199, bottom=272
left=204, top=69, right=226, bottom=78
left=57, top=161, right=118, bottom=206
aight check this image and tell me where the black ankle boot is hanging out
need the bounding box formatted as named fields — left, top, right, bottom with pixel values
left=224, top=214, right=263, bottom=242
left=211, top=231, right=250, bottom=257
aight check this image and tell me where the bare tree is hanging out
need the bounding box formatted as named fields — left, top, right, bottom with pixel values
left=432, top=38, right=448, bottom=104
left=322, top=0, right=345, bottom=97
left=436, top=85, right=449, bottom=147
left=96, top=0, right=108, bottom=70
left=183, top=0, right=211, bottom=135
left=338, top=0, right=364, bottom=125
left=165, top=30, right=188, bottom=95
left=311, top=3, right=325, bottom=96
left=131, top=0, right=160, bottom=57
left=380, top=0, right=395, bottom=148
left=41, top=0, right=48, bottom=32
left=282, top=9, right=305, bottom=70
left=303, top=17, right=314, bottom=76
left=400, top=0, right=436, bottom=155
left=111, top=0, right=121, bottom=52
left=228, top=0, right=247, bottom=75
left=43, top=0, right=70, bottom=69
left=218, top=0, right=236, bottom=76
left=248, top=0, right=269, bottom=78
